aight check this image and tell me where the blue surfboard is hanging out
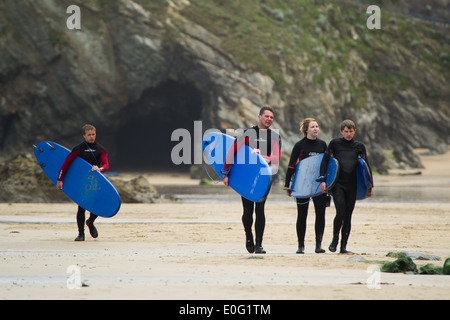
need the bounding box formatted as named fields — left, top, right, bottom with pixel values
left=34, top=141, right=121, bottom=217
left=289, top=154, right=339, bottom=198
left=202, top=132, right=272, bottom=202
left=356, top=157, right=373, bottom=200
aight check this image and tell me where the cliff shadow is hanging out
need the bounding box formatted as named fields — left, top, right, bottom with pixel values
left=102, top=80, right=204, bottom=173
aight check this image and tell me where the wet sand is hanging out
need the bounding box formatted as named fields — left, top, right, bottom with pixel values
left=1, top=149, right=449, bottom=300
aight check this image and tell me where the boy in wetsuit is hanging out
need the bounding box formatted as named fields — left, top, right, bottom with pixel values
left=57, top=124, right=109, bottom=241
left=222, top=106, right=282, bottom=254
left=319, top=120, right=373, bottom=253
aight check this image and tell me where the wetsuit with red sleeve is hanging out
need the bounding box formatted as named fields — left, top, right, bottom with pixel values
left=58, top=141, right=109, bottom=238
left=221, top=126, right=282, bottom=253
left=58, top=141, right=109, bottom=181
left=221, top=126, right=281, bottom=176
left=284, top=137, right=327, bottom=188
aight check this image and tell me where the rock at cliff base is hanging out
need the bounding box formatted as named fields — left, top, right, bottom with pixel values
left=0, top=153, right=161, bottom=203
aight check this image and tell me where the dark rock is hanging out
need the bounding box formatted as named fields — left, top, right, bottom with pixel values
left=0, top=0, right=448, bottom=174
left=108, top=175, right=161, bottom=203
left=0, top=153, right=69, bottom=203
left=0, top=153, right=161, bottom=203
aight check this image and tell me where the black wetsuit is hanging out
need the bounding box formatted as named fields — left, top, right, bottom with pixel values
left=285, top=137, right=327, bottom=252
left=319, top=137, right=373, bottom=252
left=223, top=126, right=282, bottom=253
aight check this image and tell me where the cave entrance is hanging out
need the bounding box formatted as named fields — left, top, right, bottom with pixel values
left=107, top=80, right=203, bottom=173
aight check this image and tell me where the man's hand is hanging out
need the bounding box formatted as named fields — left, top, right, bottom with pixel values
left=57, top=180, right=63, bottom=190
left=320, top=182, right=326, bottom=193
left=285, top=188, right=291, bottom=197
left=223, top=175, right=229, bottom=186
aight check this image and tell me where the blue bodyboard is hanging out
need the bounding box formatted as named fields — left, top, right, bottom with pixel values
left=289, top=154, right=339, bottom=198
left=202, top=132, right=272, bottom=202
left=356, top=157, right=373, bottom=200
left=34, top=141, right=121, bottom=217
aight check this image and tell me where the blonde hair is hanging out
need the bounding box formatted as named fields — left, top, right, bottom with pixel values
left=299, top=118, right=318, bottom=137
left=82, top=124, right=96, bottom=135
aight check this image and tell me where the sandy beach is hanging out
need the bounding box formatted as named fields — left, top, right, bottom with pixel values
left=1, top=149, right=449, bottom=300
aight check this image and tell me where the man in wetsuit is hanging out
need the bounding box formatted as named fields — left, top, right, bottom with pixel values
left=319, top=119, right=373, bottom=253
left=222, top=106, right=282, bottom=254
left=57, top=124, right=109, bottom=241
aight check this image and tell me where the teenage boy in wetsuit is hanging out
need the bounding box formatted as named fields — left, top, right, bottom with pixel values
left=284, top=118, right=328, bottom=254
left=319, top=119, right=373, bottom=253
left=222, top=106, right=282, bottom=254
left=57, top=124, right=110, bottom=241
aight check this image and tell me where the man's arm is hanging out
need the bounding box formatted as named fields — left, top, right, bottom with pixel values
left=56, top=150, right=80, bottom=189
left=360, top=144, right=374, bottom=197
left=94, top=150, right=109, bottom=172
left=319, top=143, right=333, bottom=193
left=221, top=135, right=249, bottom=182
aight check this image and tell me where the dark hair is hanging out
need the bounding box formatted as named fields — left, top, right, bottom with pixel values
left=340, top=119, right=356, bottom=131
left=259, top=106, right=274, bottom=116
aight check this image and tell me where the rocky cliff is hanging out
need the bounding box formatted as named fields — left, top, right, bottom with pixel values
left=0, top=0, right=449, bottom=175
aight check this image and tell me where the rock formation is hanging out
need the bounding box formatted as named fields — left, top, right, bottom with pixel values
left=0, top=152, right=161, bottom=203
left=0, top=0, right=448, bottom=177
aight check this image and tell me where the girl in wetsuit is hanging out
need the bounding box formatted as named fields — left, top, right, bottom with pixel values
left=284, top=118, right=328, bottom=254
left=319, top=120, right=373, bottom=253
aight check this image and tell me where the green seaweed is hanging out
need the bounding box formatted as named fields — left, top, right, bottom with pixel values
left=381, top=253, right=418, bottom=273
